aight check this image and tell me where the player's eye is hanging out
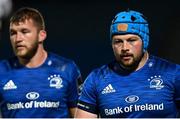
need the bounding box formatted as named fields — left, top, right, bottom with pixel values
left=112, top=39, right=123, bottom=44
left=128, top=38, right=137, bottom=42
left=10, top=30, right=16, bottom=36
left=21, top=29, right=30, bottom=34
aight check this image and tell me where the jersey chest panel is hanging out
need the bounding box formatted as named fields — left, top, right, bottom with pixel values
left=0, top=67, right=70, bottom=117
left=96, top=74, right=176, bottom=117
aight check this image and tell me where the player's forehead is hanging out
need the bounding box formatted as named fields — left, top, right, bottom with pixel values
left=10, top=19, right=36, bottom=30
left=112, top=34, right=141, bottom=40
left=10, top=18, right=35, bottom=26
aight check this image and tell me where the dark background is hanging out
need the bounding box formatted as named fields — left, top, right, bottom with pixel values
left=1, top=0, right=180, bottom=79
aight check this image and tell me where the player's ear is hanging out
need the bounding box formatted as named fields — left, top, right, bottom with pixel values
left=38, top=30, right=47, bottom=43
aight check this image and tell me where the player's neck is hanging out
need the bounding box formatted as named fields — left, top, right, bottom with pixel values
left=18, top=46, right=48, bottom=68
left=136, top=51, right=149, bottom=71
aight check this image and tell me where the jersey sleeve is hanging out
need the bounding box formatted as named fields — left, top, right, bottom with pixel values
left=77, top=71, right=98, bottom=114
left=67, top=61, right=82, bottom=108
left=174, top=65, right=180, bottom=109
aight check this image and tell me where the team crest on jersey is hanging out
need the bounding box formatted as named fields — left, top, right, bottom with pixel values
left=148, top=75, right=164, bottom=89
left=48, top=74, right=63, bottom=89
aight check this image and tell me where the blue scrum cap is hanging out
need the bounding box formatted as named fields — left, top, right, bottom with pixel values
left=110, top=10, right=149, bottom=50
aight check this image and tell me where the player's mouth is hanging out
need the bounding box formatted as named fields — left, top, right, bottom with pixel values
left=120, top=54, right=133, bottom=60
left=15, top=45, right=26, bottom=50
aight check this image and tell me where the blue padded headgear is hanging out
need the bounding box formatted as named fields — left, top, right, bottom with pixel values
left=110, top=10, right=149, bottom=50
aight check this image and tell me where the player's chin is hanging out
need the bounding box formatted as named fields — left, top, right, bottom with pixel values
left=16, top=51, right=27, bottom=58
left=121, top=58, right=133, bottom=63
left=121, top=60, right=135, bottom=67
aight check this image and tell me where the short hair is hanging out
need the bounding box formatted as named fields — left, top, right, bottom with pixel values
left=10, top=7, right=45, bottom=31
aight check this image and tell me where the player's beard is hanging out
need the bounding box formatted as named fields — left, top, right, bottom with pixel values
left=14, top=40, right=39, bottom=60
left=117, top=52, right=144, bottom=71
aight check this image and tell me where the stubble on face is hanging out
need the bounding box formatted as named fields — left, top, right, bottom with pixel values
left=10, top=19, right=40, bottom=59
left=117, top=50, right=144, bottom=70
left=112, top=34, right=144, bottom=70
left=15, top=38, right=39, bottom=59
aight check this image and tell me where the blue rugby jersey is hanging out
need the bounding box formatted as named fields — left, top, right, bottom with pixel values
left=0, top=52, right=81, bottom=118
left=78, top=55, right=180, bottom=118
